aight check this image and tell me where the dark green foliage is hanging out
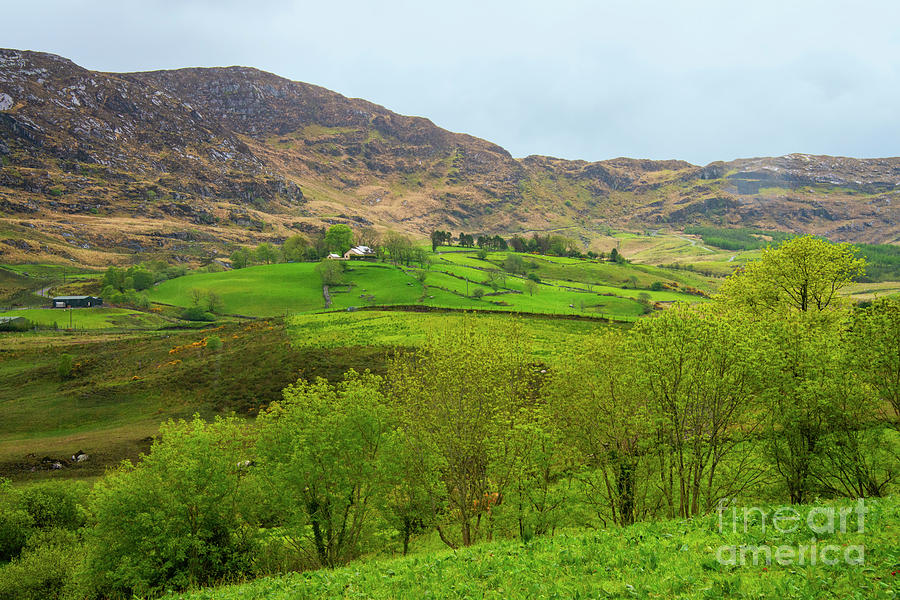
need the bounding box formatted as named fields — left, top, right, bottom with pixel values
left=856, top=243, right=900, bottom=281
left=181, top=306, right=216, bottom=321
left=684, top=225, right=795, bottom=251
left=0, top=507, right=32, bottom=563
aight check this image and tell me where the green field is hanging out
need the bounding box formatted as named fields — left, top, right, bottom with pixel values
left=0, top=307, right=169, bottom=330
left=290, top=310, right=608, bottom=360
left=167, top=497, right=900, bottom=600
left=147, top=252, right=711, bottom=322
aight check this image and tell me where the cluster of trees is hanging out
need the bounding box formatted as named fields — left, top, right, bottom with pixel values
left=230, top=225, right=382, bottom=269
left=3, top=235, right=897, bottom=599
left=100, top=262, right=187, bottom=308
left=435, top=230, right=616, bottom=260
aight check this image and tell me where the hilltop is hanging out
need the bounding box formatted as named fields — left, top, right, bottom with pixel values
left=0, top=49, right=899, bottom=267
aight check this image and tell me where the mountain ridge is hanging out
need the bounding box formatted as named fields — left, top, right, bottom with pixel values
left=0, top=48, right=897, bottom=265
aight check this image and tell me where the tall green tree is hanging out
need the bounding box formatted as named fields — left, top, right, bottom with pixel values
left=325, top=224, right=355, bottom=255
left=281, top=234, right=309, bottom=262
left=718, top=235, right=865, bottom=314
left=230, top=247, right=251, bottom=269
left=85, top=417, right=255, bottom=597
left=848, top=298, right=900, bottom=424
left=316, top=258, right=344, bottom=286
left=550, top=330, right=653, bottom=526
left=255, top=242, right=279, bottom=265
left=255, top=372, right=391, bottom=568
left=389, top=317, right=536, bottom=548
left=629, top=304, right=764, bottom=518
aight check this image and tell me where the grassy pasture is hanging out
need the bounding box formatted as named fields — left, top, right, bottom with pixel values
left=0, top=319, right=396, bottom=482
left=0, top=307, right=168, bottom=329
left=149, top=262, right=325, bottom=315
left=147, top=259, right=668, bottom=320
left=167, top=496, right=900, bottom=600
left=289, top=310, right=608, bottom=360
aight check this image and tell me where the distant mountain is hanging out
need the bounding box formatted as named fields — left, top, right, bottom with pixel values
left=0, top=49, right=897, bottom=265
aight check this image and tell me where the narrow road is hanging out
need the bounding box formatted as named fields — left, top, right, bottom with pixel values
left=674, top=235, right=714, bottom=253
left=323, top=285, right=332, bottom=309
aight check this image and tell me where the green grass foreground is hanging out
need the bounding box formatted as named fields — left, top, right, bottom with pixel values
left=165, top=497, right=900, bottom=600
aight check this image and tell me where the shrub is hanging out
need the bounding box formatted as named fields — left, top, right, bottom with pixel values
left=180, top=306, right=215, bottom=321
left=0, top=529, right=79, bottom=600
left=472, top=288, right=485, bottom=299
left=20, top=482, right=86, bottom=530
left=206, top=335, right=223, bottom=351
left=0, top=507, right=33, bottom=562
left=527, top=272, right=541, bottom=283
left=57, top=354, right=74, bottom=380
left=84, top=417, right=257, bottom=597
left=650, top=281, right=664, bottom=291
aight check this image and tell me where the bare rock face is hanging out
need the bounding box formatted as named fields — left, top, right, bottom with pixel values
left=1, top=47, right=899, bottom=256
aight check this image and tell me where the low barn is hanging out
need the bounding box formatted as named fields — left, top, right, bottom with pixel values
left=52, top=296, right=103, bottom=308
left=0, top=316, right=28, bottom=331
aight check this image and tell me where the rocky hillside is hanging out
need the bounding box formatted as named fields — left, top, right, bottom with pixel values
left=0, top=49, right=897, bottom=265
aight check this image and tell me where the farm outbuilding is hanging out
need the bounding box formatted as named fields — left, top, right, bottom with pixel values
left=52, top=296, right=103, bottom=308
left=0, top=316, right=28, bottom=330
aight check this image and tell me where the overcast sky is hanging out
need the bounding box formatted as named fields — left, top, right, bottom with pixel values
left=3, top=1, right=899, bottom=165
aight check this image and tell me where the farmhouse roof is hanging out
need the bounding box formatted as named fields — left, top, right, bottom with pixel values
left=52, top=296, right=93, bottom=300
left=344, top=246, right=374, bottom=257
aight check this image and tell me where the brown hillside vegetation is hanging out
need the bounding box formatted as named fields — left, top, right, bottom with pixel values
left=0, top=49, right=898, bottom=266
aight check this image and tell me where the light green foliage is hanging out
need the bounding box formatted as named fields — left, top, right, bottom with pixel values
left=848, top=298, right=900, bottom=421
left=389, top=317, right=536, bottom=548
left=56, top=354, right=73, bottom=379
left=256, top=372, right=391, bottom=568
left=254, top=242, right=279, bottom=265
left=84, top=416, right=255, bottom=598
left=0, top=529, right=79, bottom=600
left=324, top=224, right=354, bottom=255
left=19, top=482, right=86, bottom=530
left=230, top=246, right=251, bottom=269
left=500, top=412, right=572, bottom=540
left=760, top=313, right=896, bottom=501
left=718, top=235, right=866, bottom=314
left=315, top=257, right=343, bottom=286
left=205, top=335, right=223, bottom=351
left=629, top=304, right=761, bottom=517
left=550, top=329, right=652, bottom=526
